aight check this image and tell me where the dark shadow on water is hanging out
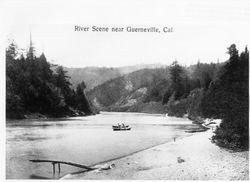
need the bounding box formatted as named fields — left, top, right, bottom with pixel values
left=30, top=174, right=51, bottom=179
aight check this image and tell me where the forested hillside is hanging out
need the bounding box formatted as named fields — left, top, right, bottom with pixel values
left=64, top=67, right=122, bottom=90
left=87, top=62, right=221, bottom=114
left=6, top=41, right=93, bottom=119
left=87, top=68, right=170, bottom=113
left=65, top=64, right=164, bottom=90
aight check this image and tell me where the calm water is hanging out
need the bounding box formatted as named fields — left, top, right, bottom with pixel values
left=6, top=112, right=199, bottom=179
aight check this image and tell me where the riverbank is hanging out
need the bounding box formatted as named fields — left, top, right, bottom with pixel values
left=6, top=109, right=97, bottom=120
left=63, top=129, right=249, bottom=180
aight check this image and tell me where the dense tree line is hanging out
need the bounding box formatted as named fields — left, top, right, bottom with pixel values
left=202, top=45, right=249, bottom=149
left=163, top=44, right=249, bottom=150
left=6, top=41, right=92, bottom=119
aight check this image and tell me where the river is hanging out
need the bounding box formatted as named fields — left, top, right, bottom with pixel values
left=6, top=112, right=199, bottom=179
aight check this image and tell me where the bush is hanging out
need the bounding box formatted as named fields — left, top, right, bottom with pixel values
left=167, top=93, right=188, bottom=117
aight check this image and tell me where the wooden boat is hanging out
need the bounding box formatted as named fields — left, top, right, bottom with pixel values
left=112, top=125, right=131, bottom=131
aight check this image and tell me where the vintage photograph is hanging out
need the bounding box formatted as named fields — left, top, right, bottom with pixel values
left=3, top=0, right=249, bottom=180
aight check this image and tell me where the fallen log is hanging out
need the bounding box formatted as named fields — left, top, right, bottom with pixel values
left=30, top=159, right=93, bottom=175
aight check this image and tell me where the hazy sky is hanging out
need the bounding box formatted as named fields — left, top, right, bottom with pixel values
left=1, top=0, right=250, bottom=67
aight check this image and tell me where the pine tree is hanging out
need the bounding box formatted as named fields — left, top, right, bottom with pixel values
left=169, top=61, right=184, bottom=100
left=54, top=66, right=72, bottom=105
left=75, top=82, right=92, bottom=114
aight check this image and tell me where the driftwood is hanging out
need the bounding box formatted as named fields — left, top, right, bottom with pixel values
left=30, top=159, right=115, bottom=179
left=30, top=159, right=93, bottom=175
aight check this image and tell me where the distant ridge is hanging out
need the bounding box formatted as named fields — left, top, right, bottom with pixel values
left=65, top=63, right=165, bottom=90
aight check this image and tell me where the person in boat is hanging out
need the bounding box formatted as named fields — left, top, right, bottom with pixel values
left=117, top=123, right=121, bottom=128
left=122, top=123, right=125, bottom=128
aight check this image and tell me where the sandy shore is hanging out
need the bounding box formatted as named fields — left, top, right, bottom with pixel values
left=62, top=130, right=249, bottom=180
